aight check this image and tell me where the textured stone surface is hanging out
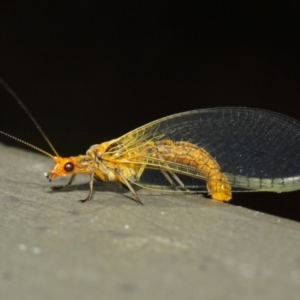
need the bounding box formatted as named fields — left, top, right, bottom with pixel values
left=0, top=143, right=300, bottom=300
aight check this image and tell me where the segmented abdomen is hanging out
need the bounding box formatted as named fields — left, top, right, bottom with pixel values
left=155, top=140, right=231, bottom=201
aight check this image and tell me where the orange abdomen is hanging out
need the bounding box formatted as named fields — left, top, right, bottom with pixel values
left=156, top=141, right=232, bottom=201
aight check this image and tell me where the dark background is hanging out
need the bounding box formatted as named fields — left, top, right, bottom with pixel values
left=1, top=2, right=300, bottom=221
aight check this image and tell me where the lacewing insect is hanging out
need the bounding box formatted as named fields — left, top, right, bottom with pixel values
left=1, top=77, right=300, bottom=204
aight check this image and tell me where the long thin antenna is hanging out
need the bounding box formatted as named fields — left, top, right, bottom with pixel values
left=0, top=77, right=59, bottom=156
left=0, top=131, right=54, bottom=158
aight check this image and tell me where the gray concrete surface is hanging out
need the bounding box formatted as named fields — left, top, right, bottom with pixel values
left=0, top=142, right=300, bottom=300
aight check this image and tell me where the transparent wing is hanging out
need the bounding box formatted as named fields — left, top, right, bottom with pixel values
left=106, top=108, right=300, bottom=193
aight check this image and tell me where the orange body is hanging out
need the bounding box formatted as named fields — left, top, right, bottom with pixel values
left=47, top=138, right=231, bottom=203
left=0, top=77, right=232, bottom=204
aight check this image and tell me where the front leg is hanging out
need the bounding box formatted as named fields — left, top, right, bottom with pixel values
left=51, top=174, right=76, bottom=191
left=79, top=169, right=95, bottom=203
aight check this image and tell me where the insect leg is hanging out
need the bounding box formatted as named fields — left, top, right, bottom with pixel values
left=160, top=170, right=192, bottom=192
left=51, top=174, right=77, bottom=191
left=156, top=152, right=191, bottom=192
left=134, top=163, right=181, bottom=197
left=116, top=169, right=143, bottom=205
left=160, top=170, right=177, bottom=188
left=168, top=172, right=192, bottom=192
left=135, top=163, right=146, bottom=179
left=79, top=168, right=95, bottom=203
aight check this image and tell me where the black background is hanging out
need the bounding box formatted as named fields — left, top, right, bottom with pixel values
left=1, top=2, right=300, bottom=221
